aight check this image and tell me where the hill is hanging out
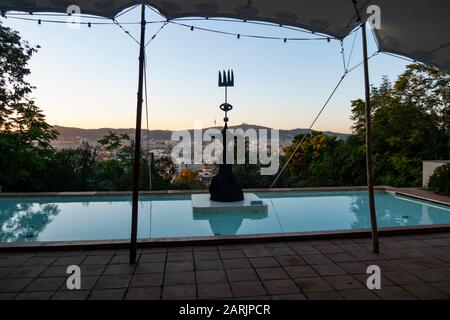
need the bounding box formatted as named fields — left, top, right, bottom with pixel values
left=51, top=124, right=349, bottom=149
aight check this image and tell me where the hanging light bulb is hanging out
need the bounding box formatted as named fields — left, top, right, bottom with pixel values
left=190, top=25, right=194, bottom=31
left=38, top=19, right=41, bottom=25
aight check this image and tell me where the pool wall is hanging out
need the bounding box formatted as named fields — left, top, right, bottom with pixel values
left=1, top=186, right=449, bottom=252
left=0, top=185, right=388, bottom=199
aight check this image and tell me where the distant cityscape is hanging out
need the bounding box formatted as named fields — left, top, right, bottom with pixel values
left=51, top=123, right=349, bottom=153
left=50, top=124, right=350, bottom=179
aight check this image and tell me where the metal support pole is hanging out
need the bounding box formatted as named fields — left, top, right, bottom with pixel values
left=130, top=3, right=146, bottom=264
left=361, top=22, right=380, bottom=253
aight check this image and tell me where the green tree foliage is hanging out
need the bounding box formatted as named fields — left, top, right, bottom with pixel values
left=232, top=138, right=277, bottom=188
left=152, top=155, right=176, bottom=189
left=0, top=21, right=38, bottom=121
left=350, top=65, right=449, bottom=186
left=0, top=22, right=177, bottom=192
left=284, top=132, right=336, bottom=185
left=46, top=136, right=176, bottom=192
left=0, top=22, right=58, bottom=191
left=428, top=163, right=450, bottom=194
left=98, top=131, right=130, bottom=152
left=282, top=64, right=449, bottom=188
left=92, top=135, right=175, bottom=191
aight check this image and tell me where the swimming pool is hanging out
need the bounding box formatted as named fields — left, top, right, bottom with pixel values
left=1, top=191, right=449, bottom=243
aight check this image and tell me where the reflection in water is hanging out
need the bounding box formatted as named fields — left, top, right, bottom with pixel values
left=193, top=210, right=268, bottom=236
left=1, top=192, right=449, bottom=243
left=0, top=201, right=60, bottom=242
left=349, top=193, right=443, bottom=229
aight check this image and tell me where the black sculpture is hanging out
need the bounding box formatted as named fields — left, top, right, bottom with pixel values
left=209, top=70, right=244, bottom=202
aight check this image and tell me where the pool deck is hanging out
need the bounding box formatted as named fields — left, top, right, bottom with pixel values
left=390, top=187, right=450, bottom=205
left=1, top=232, right=450, bottom=300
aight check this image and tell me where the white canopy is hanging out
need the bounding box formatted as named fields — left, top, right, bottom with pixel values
left=1, top=1, right=449, bottom=72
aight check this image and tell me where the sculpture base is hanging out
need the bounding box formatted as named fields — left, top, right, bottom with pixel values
left=192, top=193, right=268, bottom=213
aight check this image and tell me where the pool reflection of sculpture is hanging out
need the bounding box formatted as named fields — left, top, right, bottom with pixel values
left=193, top=211, right=269, bottom=236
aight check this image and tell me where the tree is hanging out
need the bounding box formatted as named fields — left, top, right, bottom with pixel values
left=395, top=64, right=450, bottom=131
left=0, top=21, right=38, bottom=127
left=75, top=140, right=99, bottom=190
left=98, top=131, right=130, bottom=152
left=46, top=149, right=80, bottom=191
left=172, top=166, right=206, bottom=190
left=0, top=21, right=58, bottom=191
left=151, top=155, right=176, bottom=190
left=350, top=65, right=449, bottom=187
left=96, top=132, right=176, bottom=191
left=283, top=131, right=338, bottom=186
left=428, top=163, right=450, bottom=194
left=232, top=139, right=277, bottom=188
left=279, top=64, right=449, bottom=188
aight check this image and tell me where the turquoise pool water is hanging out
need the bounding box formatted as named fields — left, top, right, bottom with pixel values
left=1, top=191, right=449, bottom=243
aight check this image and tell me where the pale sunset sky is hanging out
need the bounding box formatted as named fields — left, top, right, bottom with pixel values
left=2, top=6, right=408, bottom=133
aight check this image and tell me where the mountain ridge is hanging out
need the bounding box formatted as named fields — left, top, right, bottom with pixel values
left=51, top=124, right=350, bottom=148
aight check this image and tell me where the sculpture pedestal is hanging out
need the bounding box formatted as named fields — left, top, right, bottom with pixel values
left=192, top=193, right=268, bottom=213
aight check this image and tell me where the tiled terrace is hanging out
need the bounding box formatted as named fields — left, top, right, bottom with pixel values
left=1, top=232, right=450, bottom=300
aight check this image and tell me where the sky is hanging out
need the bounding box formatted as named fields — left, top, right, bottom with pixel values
left=1, top=7, right=409, bottom=133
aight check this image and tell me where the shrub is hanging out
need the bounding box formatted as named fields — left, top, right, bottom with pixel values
left=428, top=163, right=450, bottom=194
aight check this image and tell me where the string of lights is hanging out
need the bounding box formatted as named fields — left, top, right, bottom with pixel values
left=340, top=40, right=347, bottom=72
left=2, top=11, right=110, bottom=19
left=2, top=14, right=147, bottom=26
left=172, top=17, right=334, bottom=39
left=1, top=12, right=336, bottom=42
left=169, top=20, right=332, bottom=42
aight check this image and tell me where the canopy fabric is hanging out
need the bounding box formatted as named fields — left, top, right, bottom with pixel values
left=1, top=0, right=449, bottom=72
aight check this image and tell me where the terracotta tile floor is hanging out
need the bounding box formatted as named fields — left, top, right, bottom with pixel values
left=1, top=232, right=450, bottom=300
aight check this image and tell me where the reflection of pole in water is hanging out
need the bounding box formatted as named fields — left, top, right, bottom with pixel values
left=421, top=204, right=431, bottom=225
left=149, top=200, right=153, bottom=239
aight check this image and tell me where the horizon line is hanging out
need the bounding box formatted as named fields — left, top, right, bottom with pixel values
left=51, top=123, right=353, bottom=134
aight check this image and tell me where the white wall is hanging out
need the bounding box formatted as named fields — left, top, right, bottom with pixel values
left=423, top=160, right=450, bottom=188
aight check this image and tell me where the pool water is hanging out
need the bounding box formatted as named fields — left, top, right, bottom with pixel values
left=1, top=191, right=449, bottom=243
